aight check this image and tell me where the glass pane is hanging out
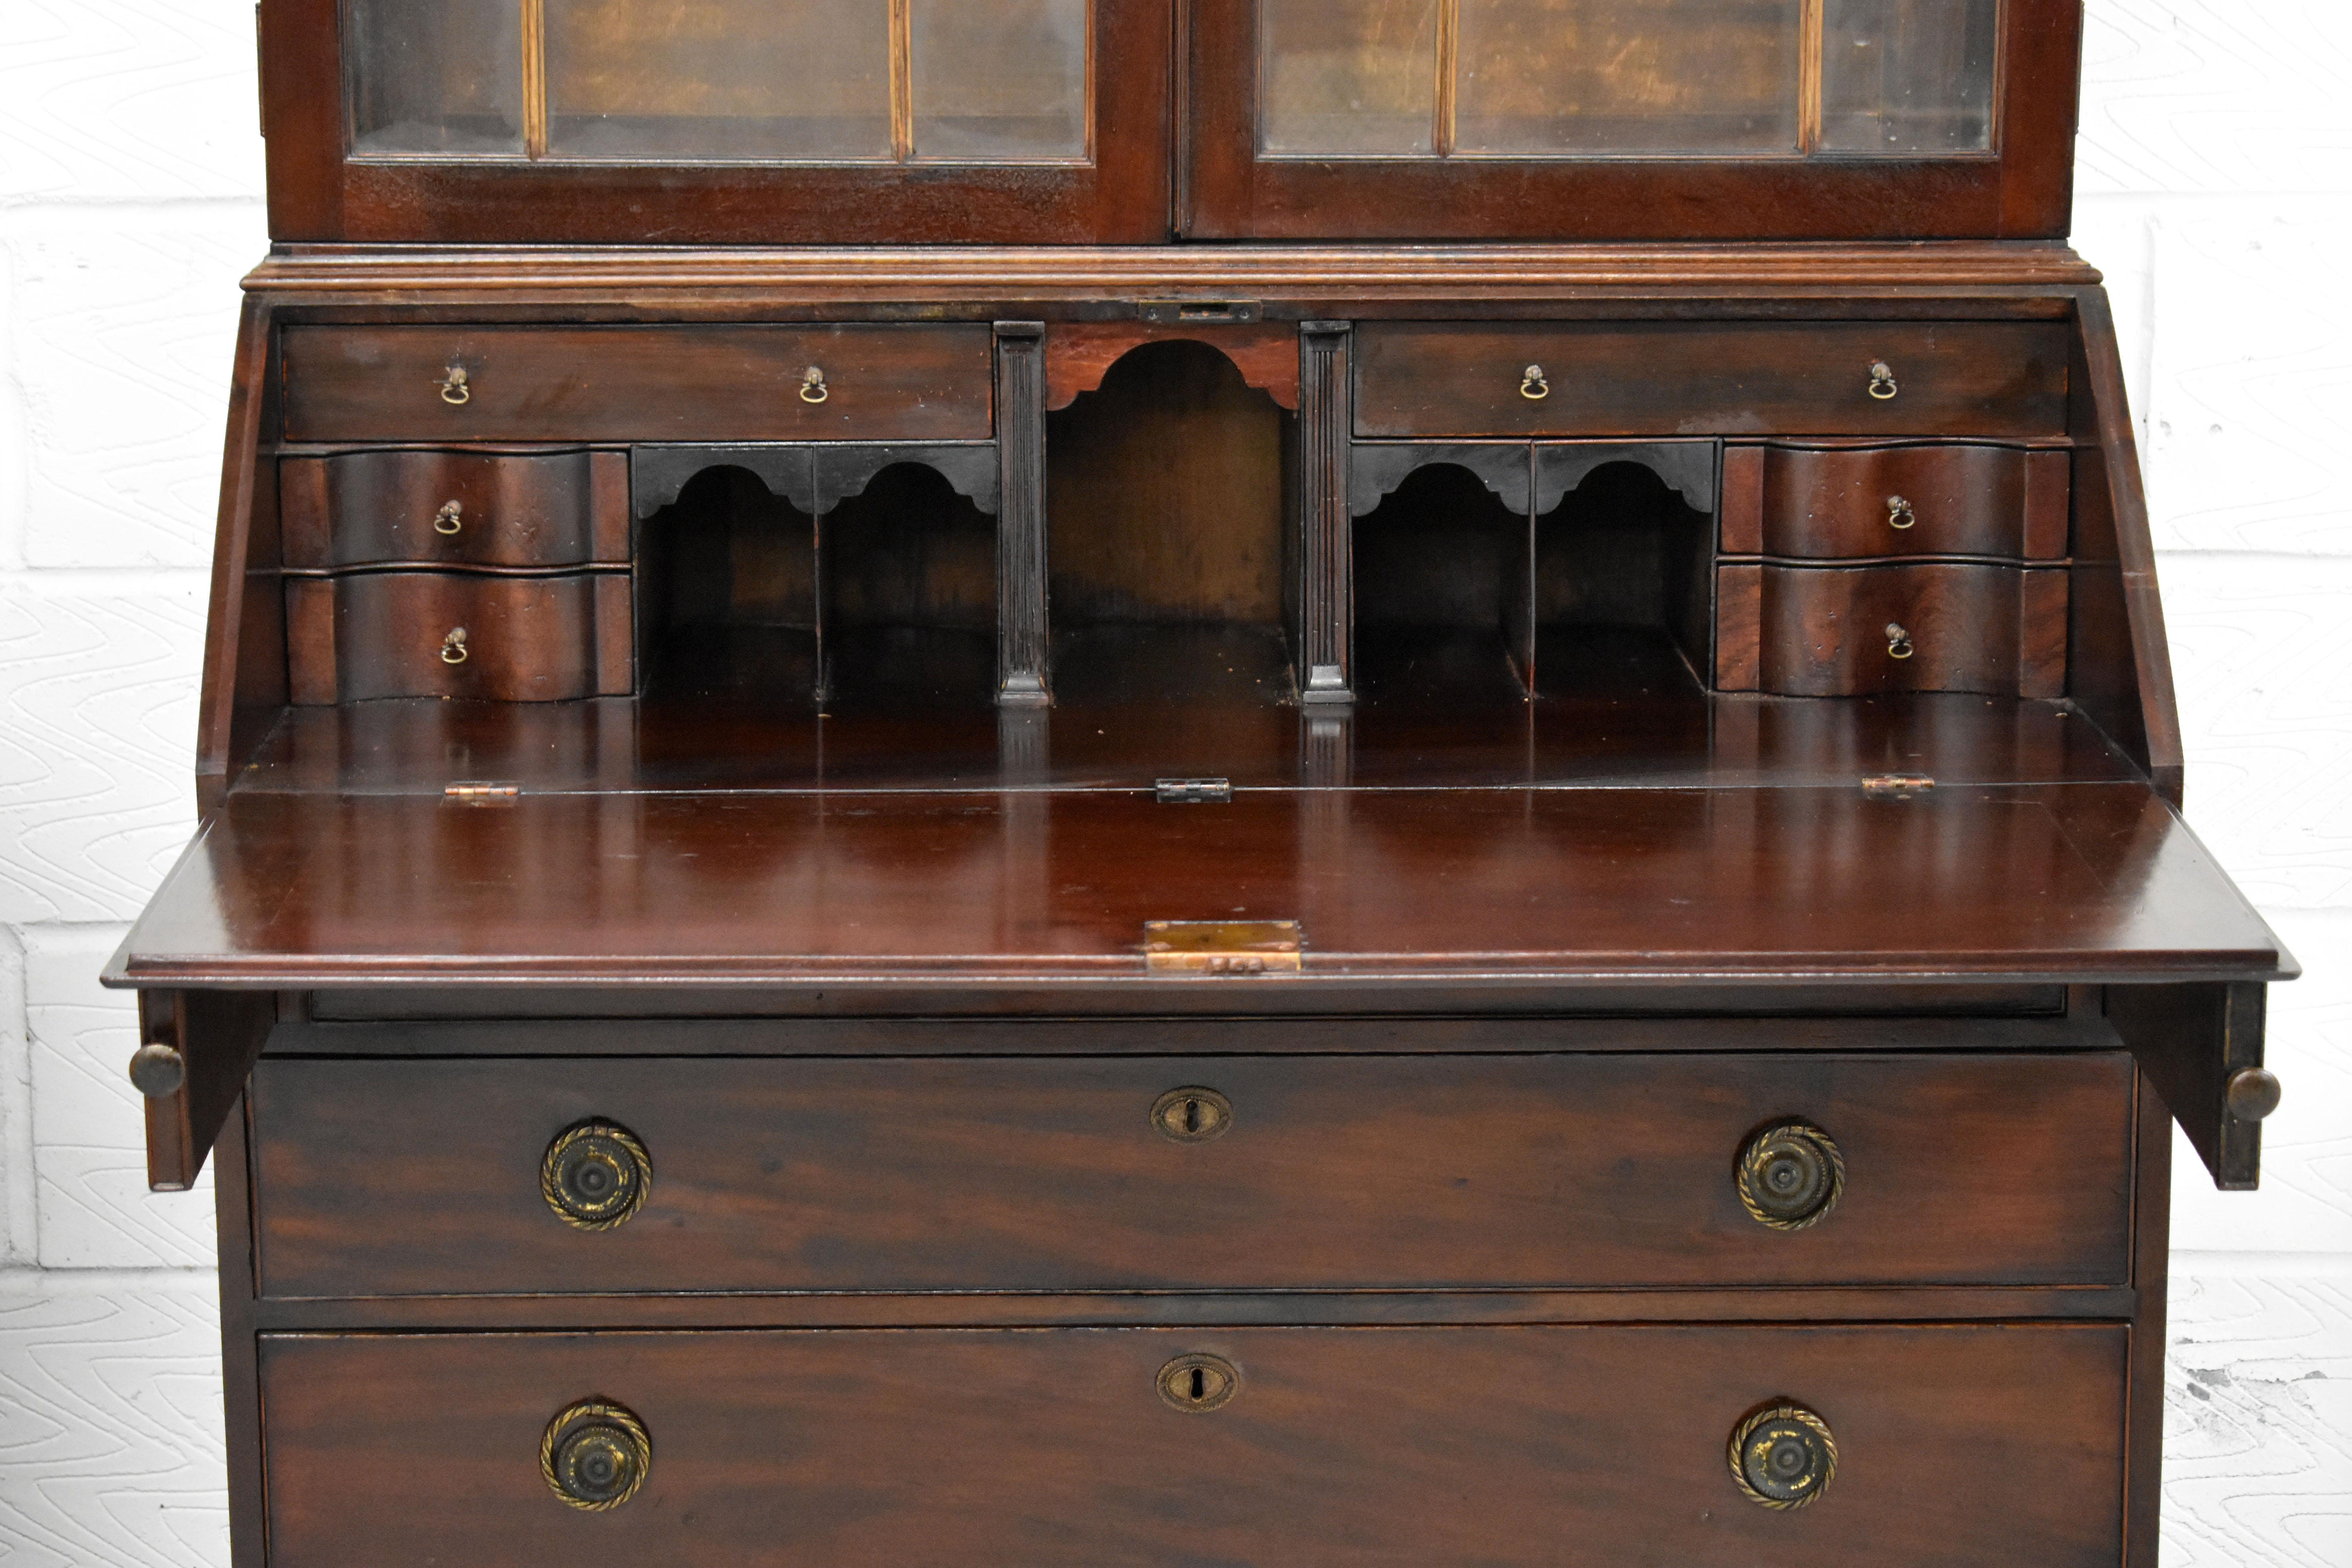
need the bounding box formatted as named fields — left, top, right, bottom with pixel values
left=1455, top=0, right=1802, bottom=155
left=346, top=0, right=523, bottom=155
left=911, top=0, right=1089, bottom=161
left=1261, top=0, right=1441, bottom=157
left=544, top=0, right=892, bottom=161
left=1820, top=0, right=1998, bottom=154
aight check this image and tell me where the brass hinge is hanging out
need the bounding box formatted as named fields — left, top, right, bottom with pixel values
left=445, top=780, right=521, bottom=804
left=1145, top=920, right=1303, bottom=976
left=1138, top=300, right=1261, bottom=325
left=1861, top=773, right=1934, bottom=800
left=1156, top=777, right=1232, bottom=804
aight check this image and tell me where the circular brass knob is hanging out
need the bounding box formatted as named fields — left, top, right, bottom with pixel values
left=1884, top=621, right=1914, bottom=660
left=127, top=1043, right=186, bottom=1098
left=1730, top=1402, right=1837, bottom=1509
left=434, top=500, right=465, bottom=536
left=440, top=626, right=470, bottom=664
left=439, top=365, right=471, bottom=405
left=1867, top=361, right=1899, bottom=400
left=2227, top=1067, right=2282, bottom=1122
left=1736, top=1120, right=1845, bottom=1230
left=1886, top=494, right=1916, bottom=530
left=800, top=365, right=829, bottom=403
left=1151, top=1086, right=1233, bottom=1144
left=541, top=1399, right=650, bottom=1510
left=542, top=1119, right=652, bottom=1230
left=1519, top=363, right=1550, bottom=400
left=1158, top=1353, right=1240, bottom=1413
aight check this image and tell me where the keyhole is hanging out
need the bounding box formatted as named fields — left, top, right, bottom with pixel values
left=1189, top=1366, right=1206, bottom=1400
left=1151, top=1086, right=1233, bottom=1143
left=1158, top=1353, right=1239, bottom=1412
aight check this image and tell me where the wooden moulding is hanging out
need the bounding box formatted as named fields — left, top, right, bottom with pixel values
left=1045, top=321, right=1299, bottom=411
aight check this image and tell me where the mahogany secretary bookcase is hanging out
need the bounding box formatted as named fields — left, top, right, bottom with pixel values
left=113, top=4, right=2293, bottom=1564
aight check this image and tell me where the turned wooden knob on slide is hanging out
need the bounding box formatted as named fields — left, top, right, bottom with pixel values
left=1730, top=1403, right=1838, bottom=1508
left=541, top=1400, right=651, bottom=1510
left=2226, top=1067, right=2282, bottom=1122
left=1736, top=1120, right=1845, bottom=1230
left=542, top=1119, right=652, bottom=1230
left=126, top=1043, right=186, bottom=1098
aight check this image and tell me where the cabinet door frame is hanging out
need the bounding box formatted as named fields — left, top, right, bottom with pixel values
left=1181, top=0, right=2082, bottom=241
left=260, top=0, right=1172, bottom=244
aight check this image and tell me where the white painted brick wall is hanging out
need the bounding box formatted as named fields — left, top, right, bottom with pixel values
left=0, top=2, right=2345, bottom=1561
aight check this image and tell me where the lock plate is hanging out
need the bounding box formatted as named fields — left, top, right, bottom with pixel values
left=1144, top=920, right=1303, bottom=975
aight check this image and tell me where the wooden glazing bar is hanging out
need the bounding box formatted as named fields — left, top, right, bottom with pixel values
left=1798, top=0, right=1824, bottom=153
left=890, top=0, right=915, bottom=162
left=520, top=0, right=547, bottom=160
left=1433, top=0, right=1461, bottom=158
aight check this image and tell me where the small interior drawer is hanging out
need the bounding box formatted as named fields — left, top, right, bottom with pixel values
left=284, top=570, right=633, bottom=703
left=247, top=1051, right=2135, bottom=1298
left=281, top=324, right=996, bottom=443
left=1353, top=321, right=2071, bottom=439
left=1722, top=443, right=2071, bottom=559
left=280, top=449, right=630, bottom=569
left=1715, top=561, right=2069, bottom=697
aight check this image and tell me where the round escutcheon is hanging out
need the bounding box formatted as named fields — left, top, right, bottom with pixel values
left=1729, top=1402, right=1837, bottom=1508
left=1151, top=1087, right=1234, bottom=1144
left=541, top=1399, right=652, bottom=1511
left=1158, top=1353, right=1241, bottom=1413
left=1735, top=1120, right=1846, bottom=1231
left=542, top=1119, right=652, bottom=1230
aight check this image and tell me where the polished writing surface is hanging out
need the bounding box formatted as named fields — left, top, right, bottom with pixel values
left=116, top=782, right=2285, bottom=985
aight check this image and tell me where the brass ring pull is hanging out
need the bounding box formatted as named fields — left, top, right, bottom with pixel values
left=440, top=627, right=470, bottom=665
left=434, top=501, right=464, bottom=536
left=542, top=1118, right=653, bottom=1230
left=542, top=1400, right=651, bottom=1511
left=1867, top=361, right=1899, bottom=400
left=1736, top=1120, right=1846, bottom=1230
left=1885, top=622, right=1914, bottom=661
left=1730, top=1402, right=1837, bottom=1509
left=439, top=365, right=471, bottom=405
left=1519, top=363, right=1550, bottom=400
left=800, top=365, right=829, bottom=404
left=1886, top=495, right=1915, bottom=530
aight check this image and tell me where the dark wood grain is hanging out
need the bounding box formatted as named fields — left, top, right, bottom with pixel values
left=281, top=325, right=995, bottom=443
left=2125, top=1063, right=2172, bottom=1568
left=281, top=448, right=626, bottom=567
left=2109, top=980, right=2274, bottom=1190
left=1749, top=563, right=2069, bottom=698
left=258, top=1322, right=2127, bottom=1568
left=195, top=297, right=281, bottom=815
left=1750, top=444, right=2070, bottom=559
left=284, top=570, right=631, bottom=703
left=1355, top=322, right=2070, bottom=439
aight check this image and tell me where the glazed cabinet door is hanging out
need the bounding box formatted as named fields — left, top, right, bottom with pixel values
left=1183, top=0, right=2083, bottom=239
left=264, top=0, right=1170, bottom=242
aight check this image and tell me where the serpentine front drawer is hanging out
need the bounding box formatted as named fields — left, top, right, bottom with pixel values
left=247, top=1051, right=2136, bottom=1298
left=257, top=1323, right=2128, bottom=1568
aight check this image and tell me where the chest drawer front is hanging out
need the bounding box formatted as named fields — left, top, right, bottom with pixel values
left=1354, top=322, right=2070, bottom=439
left=249, top=1052, right=2135, bottom=1298
left=260, top=1323, right=2126, bottom=1568
left=281, top=450, right=630, bottom=569
left=1721, top=443, right=2071, bottom=560
left=281, top=325, right=996, bottom=443
left=285, top=571, right=633, bottom=704
left=1721, top=562, right=2069, bottom=698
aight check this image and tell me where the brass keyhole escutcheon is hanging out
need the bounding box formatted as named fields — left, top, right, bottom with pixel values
left=440, top=626, right=470, bottom=664
left=1884, top=621, right=1915, bottom=661
left=439, top=365, right=471, bottom=405
left=1735, top=1120, right=1845, bottom=1230
left=1519, top=363, right=1550, bottom=400
left=1867, top=360, right=1899, bottom=400
left=542, top=1119, right=653, bottom=1230
left=800, top=365, right=830, bottom=403
left=1729, top=1402, right=1837, bottom=1509
left=1886, top=494, right=1916, bottom=530
left=542, top=1399, right=651, bottom=1510
left=434, top=500, right=465, bottom=536
left=1151, top=1086, right=1233, bottom=1144
left=1158, top=1353, right=1240, bottom=1413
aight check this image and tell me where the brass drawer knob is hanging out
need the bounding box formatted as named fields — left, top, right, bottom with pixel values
left=800, top=365, right=830, bottom=403
left=439, top=365, right=471, bottom=405
left=1867, top=360, right=1899, bottom=399
left=439, top=626, right=470, bottom=664
left=1736, top=1119, right=1845, bottom=1230
left=1884, top=621, right=1914, bottom=660
left=434, top=500, right=465, bottom=536
left=1158, top=1353, right=1240, bottom=1413
left=1730, top=1402, right=1837, bottom=1509
left=542, top=1119, right=652, bottom=1230
left=1519, top=363, right=1550, bottom=400
left=1886, top=494, right=1915, bottom=530
left=1151, top=1086, right=1233, bottom=1143
left=542, top=1399, right=650, bottom=1511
